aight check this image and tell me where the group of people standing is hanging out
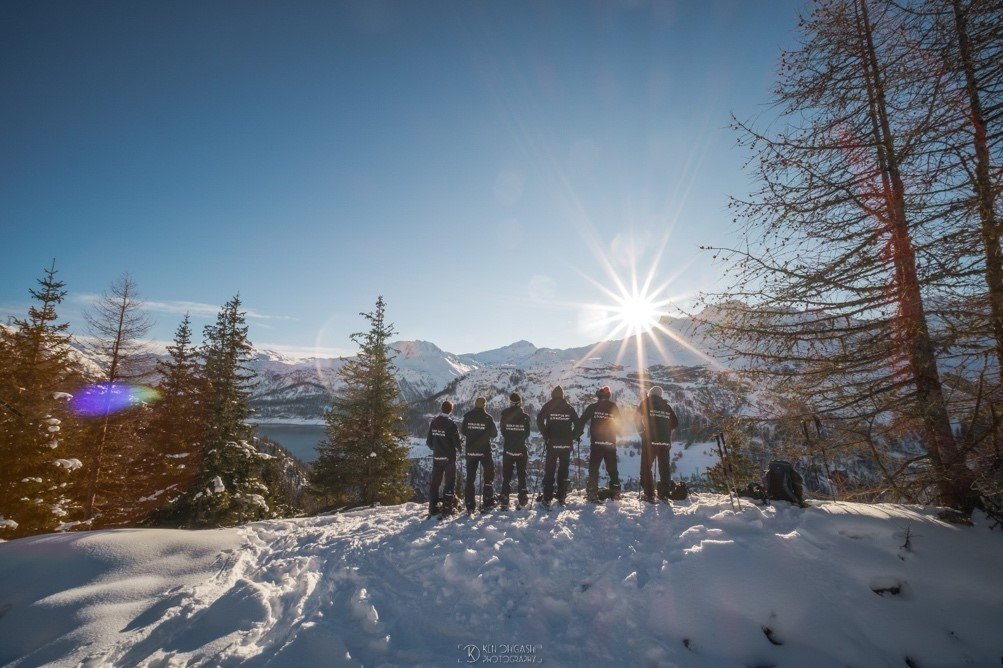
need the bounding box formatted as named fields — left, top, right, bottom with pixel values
left=425, top=384, right=679, bottom=516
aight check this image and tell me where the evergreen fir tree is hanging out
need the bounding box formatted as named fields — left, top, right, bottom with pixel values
left=153, top=295, right=273, bottom=527
left=312, top=296, right=411, bottom=508
left=137, top=313, right=207, bottom=521
left=0, top=261, right=83, bottom=538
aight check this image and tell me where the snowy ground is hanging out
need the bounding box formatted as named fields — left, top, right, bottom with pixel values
left=1, top=496, right=1001, bottom=667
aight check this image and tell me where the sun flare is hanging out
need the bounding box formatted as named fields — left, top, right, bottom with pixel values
left=613, top=292, right=663, bottom=336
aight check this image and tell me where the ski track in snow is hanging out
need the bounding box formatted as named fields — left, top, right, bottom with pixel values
left=2, top=495, right=1002, bottom=667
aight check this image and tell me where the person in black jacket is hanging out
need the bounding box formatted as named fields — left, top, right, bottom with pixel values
left=426, top=400, right=460, bottom=516
left=574, top=386, right=622, bottom=502
left=537, top=385, right=579, bottom=505
left=636, top=386, right=679, bottom=502
left=498, top=392, right=532, bottom=508
left=461, top=396, right=498, bottom=512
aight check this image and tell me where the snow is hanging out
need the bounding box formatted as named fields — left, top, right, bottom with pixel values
left=0, top=497, right=1000, bottom=666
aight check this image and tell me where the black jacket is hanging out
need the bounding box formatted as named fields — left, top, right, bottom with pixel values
left=574, top=398, right=621, bottom=446
left=537, top=397, right=579, bottom=446
left=426, top=413, right=460, bottom=459
left=636, top=395, right=678, bottom=446
left=461, top=407, right=497, bottom=454
left=500, top=404, right=531, bottom=453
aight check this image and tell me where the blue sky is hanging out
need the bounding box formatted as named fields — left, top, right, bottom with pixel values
left=1, top=0, right=803, bottom=357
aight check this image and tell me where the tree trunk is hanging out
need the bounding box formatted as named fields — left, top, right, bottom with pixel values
left=858, top=0, right=973, bottom=510
left=951, top=0, right=1003, bottom=386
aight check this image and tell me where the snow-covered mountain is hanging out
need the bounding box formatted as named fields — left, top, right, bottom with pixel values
left=390, top=340, right=477, bottom=399
left=247, top=339, right=480, bottom=420
left=249, top=314, right=724, bottom=423
left=2, top=495, right=1000, bottom=666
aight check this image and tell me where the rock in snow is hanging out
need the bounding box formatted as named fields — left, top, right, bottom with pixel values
left=0, top=495, right=1001, bottom=666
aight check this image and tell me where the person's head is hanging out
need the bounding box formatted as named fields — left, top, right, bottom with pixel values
left=475, top=396, right=487, bottom=409
left=510, top=392, right=521, bottom=405
left=441, top=400, right=453, bottom=414
left=597, top=386, right=611, bottom=399
left=551, top=386, right=564, bottom=399
left=648, top=386, right=663, bottom=398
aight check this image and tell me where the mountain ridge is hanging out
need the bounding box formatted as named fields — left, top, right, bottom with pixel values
left=247, top=314, right=721, bottom=421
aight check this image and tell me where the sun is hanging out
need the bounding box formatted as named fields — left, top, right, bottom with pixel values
left=613, top=292, right=663, bottom=336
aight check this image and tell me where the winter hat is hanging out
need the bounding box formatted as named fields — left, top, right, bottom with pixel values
left=510, top=392, right=521, bottom=405
left=551, top=386, right=565, bottom=399
left=441, top=400, right=453, bottom=414
left=475, top=397, right=487, bottom=409
left=597, top=386, right=611, bottom=398
left=648, top=386, right=663, bottom=398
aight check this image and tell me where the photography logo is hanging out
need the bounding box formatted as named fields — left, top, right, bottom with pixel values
left=459, top=644, right=480, bottom=663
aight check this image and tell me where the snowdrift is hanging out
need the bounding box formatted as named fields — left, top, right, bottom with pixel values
left=1, top=495, right=1001, bottom=667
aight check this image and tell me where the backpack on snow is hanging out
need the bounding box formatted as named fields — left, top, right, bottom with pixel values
left=764, top=460, right=805, bottom=505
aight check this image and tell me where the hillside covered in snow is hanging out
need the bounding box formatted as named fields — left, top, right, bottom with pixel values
left=1, top=495, right=1000, bottom=666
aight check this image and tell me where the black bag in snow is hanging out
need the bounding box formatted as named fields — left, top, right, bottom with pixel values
left=764, top=460, right=805, bottom=505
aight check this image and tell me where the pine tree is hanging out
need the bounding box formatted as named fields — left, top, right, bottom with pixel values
left=312, top=296, right=412, bottom=508
left=0, top=261, right=83, bottom=538
left=138, top=313, right=206, bottom=521
left=154, top=296, right=273, bottom=527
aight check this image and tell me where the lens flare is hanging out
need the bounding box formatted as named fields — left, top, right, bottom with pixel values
left=70, top=383, right=161, bottom=416
left=613, top=293, right=663, bottom=336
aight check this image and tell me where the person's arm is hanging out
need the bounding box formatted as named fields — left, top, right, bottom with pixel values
left=574, top=404, right=593, bottom=440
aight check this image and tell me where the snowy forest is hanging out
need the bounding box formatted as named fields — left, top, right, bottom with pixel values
left=0, top=268, right=314, bottom=539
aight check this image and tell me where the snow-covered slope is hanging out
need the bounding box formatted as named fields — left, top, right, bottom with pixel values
left=391, top=340, right=477, bottom=400
left=1, top=497, right=1000, bottom=666
left=461, top=339, right=541, bottom=366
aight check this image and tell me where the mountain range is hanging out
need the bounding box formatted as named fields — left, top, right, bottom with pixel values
left=247, top=314, right=726, bottom=425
